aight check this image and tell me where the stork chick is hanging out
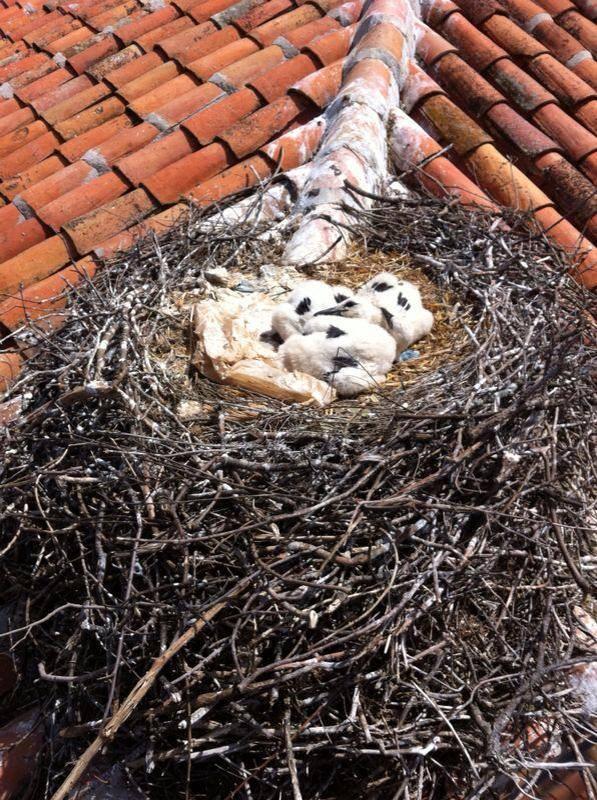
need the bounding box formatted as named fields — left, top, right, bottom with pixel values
left=279, top=317, right=396, bottom=397
left=317, top=273, right=434, bottom=353
left=270, top=280, right=338, bottom=341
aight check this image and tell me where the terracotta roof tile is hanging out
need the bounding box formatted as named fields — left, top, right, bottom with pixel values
left=182, top=86, right=261, bottom=143
left=290, top=58, right=342, bottom=106
left=534, top=149, right=597, bottom=231
left=59, top=113, right=132, bottom=161
left=0, top=154, right=64, bottom=200
left=532, top=101, right=597, bottom=160
left=88, top=43, right=145, bottom=80
left=187, top=152, right=272, bottom=203
left=67, top=33, right=119, bottom=73
left=43, top=24, right=92, bottom=54
left=41, top=80, right=110, bottom=125
left=261, top=114, right=324, bottom=167
left=302, top=23, right=353, bottom=64
left=427, top=51, right=506, bottom=117
left=249, top=52, right=318, bottom=101
left=0, top=98, right=21, bottom=119
left=117, top=60, right=181, bottom=101
left=576, top=99, right=597, bottom=134
left=83, top=120, right=159, bottom=166
left=63, top=187, right=155, bottom=254
left=186, top=36, right=259, bottom=80
left=184, top=0, right=241, bottom=21
left=14, top=65, right=71, bottom=102
left=215, top=44, right=287, bottom=88
left=36, top=169, right=129, bottom=229
left=92, top=202, right=187, bottom=258
left=114, top=5, right=179, bottom=45
left=527, top=52, right=596, bottom=108
left=129, top=73, right=197, bottom=116
left=279, top=13, right=339, bottom=48
left=485, top=102, right=559, bottom=156
left=0, top=217, right=47, bottom=263
left=0, top=258, right=96, bottom=332
left=234, top=0, right=295, bottom=31
left=135, top=15, right=193, bottom=50
left=23, top=16, right=82, bottom=48
left=103, top=50, right=164, bottom=87
left=0, top=130, right=60, bottom=180
left=417, top=92, right=495, bottom=156
left=0, top=234, right=70, bottom=298
left=142, top=141, right=233, bottom=202
left=250, top=4, right=321, bottom=45
left=87, top=1, right=140, bottom=32
left=31, top=74, right=94, bottom=113
left=0, top=50, right=49, bottom=81
left=556, top=9, right=597, bottom=52
left=152, top=81, right=224, bottom=125
left=174, top=25, right=240, bottom=64
left=485, top=57, right=555, bottom=111
left=156, top=20, right=218, bottom=60
left=54, top=96, right=126, bottom=140
left=115, top=129, right=195, bottom=183
left=0, top=105, right=35, bottom=138
left=0, top=351, right=23, bottom=393
left=16, top=160, right=97, bottom=212
left=219, top=92, right=310, bottom=156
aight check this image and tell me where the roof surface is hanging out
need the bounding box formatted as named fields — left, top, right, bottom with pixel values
left=0, top=0, right=596, bottom=390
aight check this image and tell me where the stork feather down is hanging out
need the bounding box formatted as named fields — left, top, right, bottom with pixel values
left=270, top=281, right=354, bottom=341
left=279, top=316, right=396, bottom=397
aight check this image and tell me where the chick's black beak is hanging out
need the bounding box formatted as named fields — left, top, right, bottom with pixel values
left=315, top=305, right=346, bottom=317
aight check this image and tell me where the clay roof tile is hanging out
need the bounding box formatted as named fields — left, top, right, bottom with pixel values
left=59, top=113, right=132, bottom=161
left=54, top=95, right=126, bottom=140
left=186, top=152, right=272, bottom=204
left=302, top=22, right=352, bottom=64
left=62, top=186, right=155, bottom=254
left=151, top=81, right=224, bottom=125
left=115, top=129, right=195, bottom=184
left=219, top=92, right=310, bottom=156
left=279, top=14, right=339, bottom=48
left=155, top=20, right=218, bottom=60
left=234, top=0, right=295, bottom=31
left=176, top=25, right=241, bottom=65
left=135, top=15, right=193, bottom=51
left=116, top=60, right=181, bottom=102
left=0, top=130, right=60, bottom=180
left=249, top=52, right=318, bottom=101
left=84, top=120, right=159, bottom=166
left=290, top=58, right=342, bottom=106
left=186, top=36, right=259, bottom=80
left=114, top=6, right=180, bottom=47
left=0, top=234, right=70, bottom=298
left=36, top=169, right=129, bottom=230
left=103, top=50, right=163, bottom=87
left=215, top=43, right=286, bottom=88
left=0, top=154, right=64, bottom=201
left=142, top=141, right=233, bottom=202
left=250, top=4, right=321, bottom=46
left=181, top=86, right=261, bottom=144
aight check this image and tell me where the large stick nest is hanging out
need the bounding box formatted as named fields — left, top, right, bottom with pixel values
left=0, top=191, right=595, bottom=799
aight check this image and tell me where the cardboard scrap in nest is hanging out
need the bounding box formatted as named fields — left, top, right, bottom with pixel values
left=190, top=292, right=336, bottom=406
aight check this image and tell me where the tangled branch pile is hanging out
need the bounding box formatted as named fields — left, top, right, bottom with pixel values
left=0, top=191, right=595, bottom=799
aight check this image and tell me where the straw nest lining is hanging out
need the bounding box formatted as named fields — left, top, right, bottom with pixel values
left=0, top=189, right=595, bottom=799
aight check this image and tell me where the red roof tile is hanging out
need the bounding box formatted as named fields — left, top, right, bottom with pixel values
left=135, top=15, right=193, bottom=50
left=0, top=130, right=60, bottom=180
left=142, top=141, right=233, bottom=202
left=215, top=43, right=287, bottom=88
left=0, top=154, right=64, bottom=200
left=0, top=234, right=70, bottom=298
left=249, top=52, right=318, bottom=101
left=176, top=25, right=240, bottom=64
left=128, top=73, right=196, bottom=117
left=114, top=7, right=180, bottom=47
left=182, top=86, right=262, bottom=143
left=63, top=186, right=155, bottom=254
left=219, top=92, right=310, bottom=157
left=116, top=59, right=181, bottom=101
left=250, top=4, right=321, bottom=45
left=0, top=216, right=47, bottom=263
left=59, top=113, right=132, bottom=161
left=115, top=129, right=195, bottom=183
left=54, top=96, right=126, bottom=140
left=36, top=169, right=129, bottom=230
left=187, top=152, right=273, bottom=204
left=187, top=35, right=259, bottom=79
left=17, top=159, right=99, bottom=211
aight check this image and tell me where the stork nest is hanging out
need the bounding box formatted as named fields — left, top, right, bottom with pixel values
left=0, top=188, right=595, bottom=800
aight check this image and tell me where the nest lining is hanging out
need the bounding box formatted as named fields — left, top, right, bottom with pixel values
left=0, top=190, right=595, bottom=799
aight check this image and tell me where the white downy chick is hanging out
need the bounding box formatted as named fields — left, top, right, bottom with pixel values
left=270, top=280, right=338, bottom=341
left=318, top=272, right=434, bottom=353
left=279, top=316, right=396, bottom=397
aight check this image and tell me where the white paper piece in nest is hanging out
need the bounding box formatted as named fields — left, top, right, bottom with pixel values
left=190, top=292, right=336, bottom=406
